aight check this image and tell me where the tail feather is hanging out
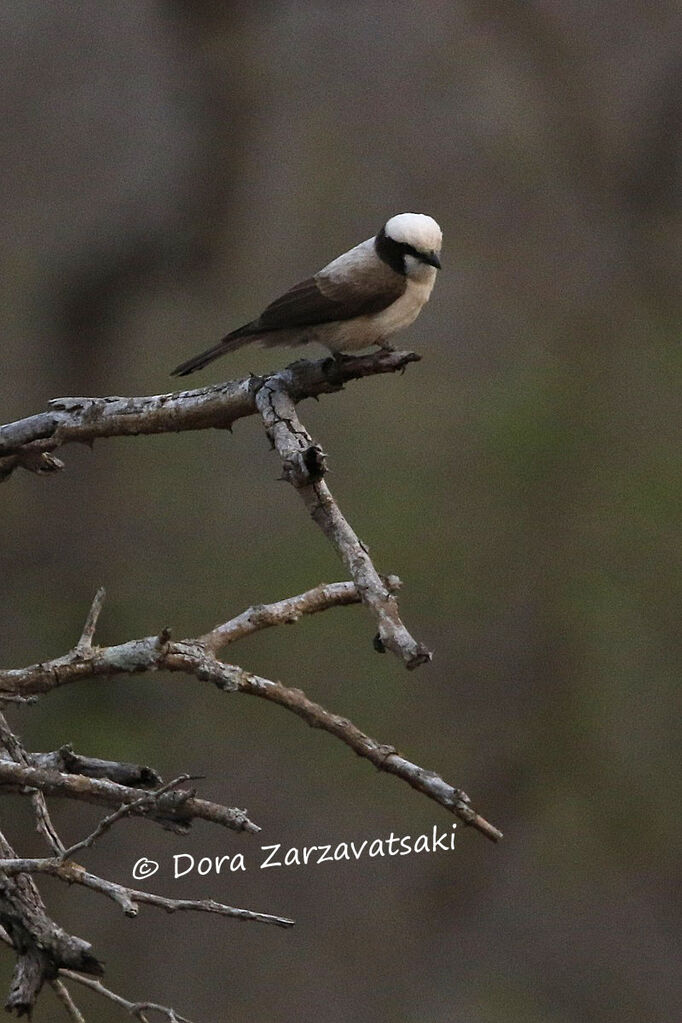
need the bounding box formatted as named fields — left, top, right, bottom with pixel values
left=171, top=326, right=257, bottom=377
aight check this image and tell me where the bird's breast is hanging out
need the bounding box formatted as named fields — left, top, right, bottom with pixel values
left=367, top=269, right=436, bottom=337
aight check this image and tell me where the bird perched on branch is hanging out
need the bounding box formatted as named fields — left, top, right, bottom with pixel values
left=171, top=212, right=442, bottom=376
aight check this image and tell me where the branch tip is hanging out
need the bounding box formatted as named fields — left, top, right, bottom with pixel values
left=76, top=588, right=106, bottom=652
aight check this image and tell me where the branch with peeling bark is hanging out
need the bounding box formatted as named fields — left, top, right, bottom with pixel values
left=0, top=587, right=501, bottom=842
left=256, top=377, right=432, bottom=668
left=0, top=922, right=195, bottom=1023
left=0, top=826, right=103, bottom=1016
left=1, top=350, right=502, bottom=1019
left=0, top=349, right=418, bottom=478
left=0, top=762, right=290, bottom=1019
left=0, top=351, right=428, bottom=670
left=0, top=607, right=295, bottom=1020
left=0, top=585, right=500, bottom=1018
left=0, top=760, right=258, bottom=835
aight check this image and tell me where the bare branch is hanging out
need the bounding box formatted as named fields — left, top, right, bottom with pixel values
left=199, top=579, right=361, bottom=652
left=0, top=693, right=38, bottom=706
left=0, top=828, right=103, bottom=1017
left=60, top=972, right=194, bottom=1023
left=59, top=775, right=193, bottom=859
left=255, top=378, right=432, bottom=670
left=0, top=350, right=420, bottom=480
left=0, top=760, right=259, bottom=835
left=0, top=621, right=500, bottom=841
left=0, top=630, right=239, bottom=697
left=0, top=710, right=65, bottom=855
left=76, top=587, right=106, bottom=652
left=50, top=978, right=86, bottom=1022
left=0, top=927, right=179, bottom=1023
left=0, top=859, right=294, bottom=928
left=23, top=745, right=162, bottom=787
left=233, top=671, right=503, bottom=843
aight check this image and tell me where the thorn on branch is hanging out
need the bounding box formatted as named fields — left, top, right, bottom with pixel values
left=157, top=627, right=172, bottom=647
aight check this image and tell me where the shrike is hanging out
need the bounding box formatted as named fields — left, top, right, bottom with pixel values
left=171, top=212, right=442, bottom=376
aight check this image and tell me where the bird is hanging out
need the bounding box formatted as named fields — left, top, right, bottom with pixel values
left=171, top=212, right=442, bottom=377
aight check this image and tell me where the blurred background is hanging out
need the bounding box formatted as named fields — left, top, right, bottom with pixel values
left=1, top=2, right=680, bottom=1021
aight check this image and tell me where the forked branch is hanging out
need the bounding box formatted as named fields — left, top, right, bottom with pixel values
left=0, top=589, right=500, bottom=842
left=0, top=350, right=419, bottom=478
left=255, top=378, right=432, bottom=669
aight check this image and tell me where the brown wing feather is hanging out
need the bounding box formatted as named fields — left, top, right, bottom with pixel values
left=255, top=272, right=404, bottom=330
left=171, top=262, right=405, bottom=376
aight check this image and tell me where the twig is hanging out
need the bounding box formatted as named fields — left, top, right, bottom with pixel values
left=60, top=972, right=193, bottom=1023
left=0, top=350, right=420, bottom=480
left=233, top=671, right=503, bottom=842
left=0, top=612, right=501, bottom=841
left=0, top=760, right=259, bottom=835
left=18, top=745, right=162, bottom=787
left=59, top=775, right=193, bottom=859
left=51, top=978, right=86, bottom=1022
left=0, top=710, right=65, bottom=855
left=0, top=859, right=294, bottom=927
left=255, top=378, right=432, bottom=670
left=199, top=579, right=361, bottom=651
left=76, top=587, right=106, bottom=652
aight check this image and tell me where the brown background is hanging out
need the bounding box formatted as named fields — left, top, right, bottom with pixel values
left=1, top=2, right=680, bottom=1021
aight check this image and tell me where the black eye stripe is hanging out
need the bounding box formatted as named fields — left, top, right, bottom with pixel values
left=375, top=228, right=429, bottom=275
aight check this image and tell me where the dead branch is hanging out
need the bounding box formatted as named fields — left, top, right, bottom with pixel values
left=59, top=971, right=194, bottom=1023
left=0, top=591, right=501, bottom=842
left=1, top=346, right=501, bottom=1020
left=0, top=760, right=257, bottom=835
left=0, top=709, right=65, bottom=855
left=12, top=745, right=163, bottom=787
left=0, top=350, right=419, bottom=479
left=235, top=673, right=503, bottom=843
left=0, top=828, right=103, bottom=1016
left=0, top=858, right=293, bottom=928
left=199, top=579, right=361, bottom=651
left=0, top=924, right=193, bottom=1023
left=0, top=715, right=289, bottom=1019
left=50, top=978, right=86, bottom=1022
left=0, top=352, right=429, bottom=671
left=75, top=587, right=106, bottom=653
left=255, top=378, right=432, bottom=669
left=59, top=775, right=196, bottom=858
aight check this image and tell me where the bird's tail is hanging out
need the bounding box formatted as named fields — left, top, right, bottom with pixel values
left=171, top=327, right=256, bottom=377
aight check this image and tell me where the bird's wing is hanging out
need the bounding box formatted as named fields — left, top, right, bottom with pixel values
left=254, top=262, right=405, bottom=331
left=170, top=242, right=407, bottom=376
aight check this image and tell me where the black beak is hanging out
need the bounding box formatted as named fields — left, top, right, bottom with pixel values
left=423, top=251, right=441, bottom=269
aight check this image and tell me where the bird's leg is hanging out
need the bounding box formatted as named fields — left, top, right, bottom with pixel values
left=376, top=339, right=396, bottom=353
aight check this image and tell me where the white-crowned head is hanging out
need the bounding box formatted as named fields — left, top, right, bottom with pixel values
left=381, top=213, right=442, bottom=275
